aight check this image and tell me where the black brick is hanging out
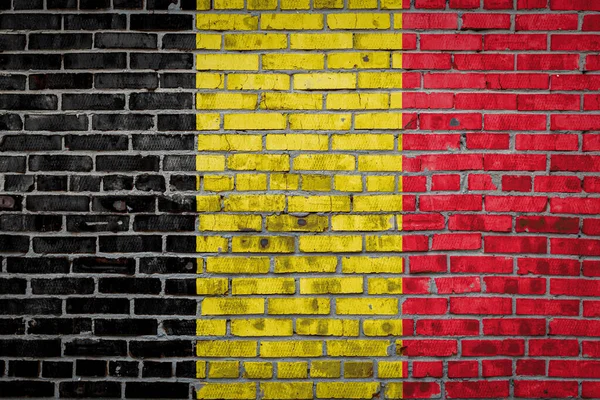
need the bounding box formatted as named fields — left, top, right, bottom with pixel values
left=65, top=53, right=127, bottom=69
left=9, top=361, right=39, bottom=377
left=48, top=0, right=78, bottom=8
left=67, top=298, right=130, bottom=314
left=0, top=114, right=23, bottom=130
left=162, top=320, right=196, bottom=336
left=158, top=195, right=196, bottom=212
left=130, top=53, right=193, bottom=69
left=72, top=257, right=135, bottom=275
left=0, top=381, right=54, bottom=398
left=93, top=114, right=154, bottom=131
left=29, top=34, right=92, bottom=50
left=33, top=237, right=97, bottom=254
left=163, top=155, right=196, bottom=171
left=7, top=257, right=69, bottom=274
left=0, top=14, right=61, bottom=30
left=0, top=278, right=27, bottom=294
left=97, top=155, right=159, bottom=171
left=64, top=339, right=127, bottom=356
left=134, top=299, right=196, bottom=316
left=0, top=135, right=62, bottom=151
left=130, top=15, right=193, bottom=31
left=67, top=215, right=129, bottom=233
left=157, top=114, right=195, bottom=131
left=176, top=361, right=196, bottom=378
left=0, top=235, right=29, bottom=253
left=165, top=279, right=196, bottom=296
left=160, top=72, right=195, bottom=88
left=0, top=194, right=23, bottom=211
left=30, top=155, right=93, bottom=172
left=109, top=361, right=139, bottom=377
left=95, top=72, right=159, bottom=89
left=80, top=0, right=111, bottom=8
left=42, top=361, right=73, bottom=378
left=0, top=94, right=57, bottom=110
left=162, top=33, right=195, bottom=49
left=125, top=382, right=189, bottom=399
left=170, top=175, right=197, bottom=191
left=0, top=318, right=25, bottom=335
left=26, top=195, right=89, bottom=211
left=63, top=94, right=126, bottom=110
left=71, top=176, right=102, bottom=192
left=129, top=340, right=193, bottom=357
left=99, top=278, right=161, bottom=294
left=0, top=74, right=26, bottom=90
left=92, top=196, right=155, bottom=213
left=95, top=319, right=158, bottom=336
left=166, top=235, right=197, bottom=253
left=0, top=339, right=61, bottom=356
left=37, top=175, right=68, bottom=191
left=60, top=382, right=121, bottom=398
left=103, top=175, right=134, bottom=191
left=30, top=73, right=93, bottom=90
left=99, top=235, right=162, bottom=253
left=0, top=215, right=62, bottom=232
left=76, top=360, right=107, bottom=377
left=130, top=93, right=193, bottom=110
left=66, top=135, right=129, bottom=151
left=139, top=257, right=197, bottom=274
left=135, top=215, right=195, bottom=232
left=31, top=278, right=95, bottom=295
left=142, top=361, right=171, bottom=378
left=28, top=318, right=92, bottom=335
left=0, top=54, right=61, bottom=70
left=4, top=175, right=34, bottom=192
left=135, top=175, right=166, bottom=191
left=0, top=34, right=26, bottom=50
left=64, top=14, right=127, bottom=30
left=96, top=32, right=157, bottom=48
left=25, top=114, right=88, bottom=131
left=14, top=0, right=44, bottom=9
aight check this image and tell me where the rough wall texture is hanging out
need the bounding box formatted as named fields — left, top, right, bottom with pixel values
left=1, top=0, right=600, bottom=398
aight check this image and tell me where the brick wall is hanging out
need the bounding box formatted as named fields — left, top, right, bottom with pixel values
left=1, top=0, right=600, bottom=399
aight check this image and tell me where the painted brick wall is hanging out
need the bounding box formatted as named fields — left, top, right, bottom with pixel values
left=1, top=0, right=600, bottom=399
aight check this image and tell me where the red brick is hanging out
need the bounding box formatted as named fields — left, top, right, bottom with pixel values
left=447, top=360, right=478, bottom=378
left=451, top=255, right=513, bottom=273
left=516, top=14, right=578, bottom=30
left=516, top=134, right=579, bottom=151
left=486, top=0, right=513, bottom=8
left=515, top=380, right=578, bottom=398
left=420, top=194, right=482, bottom=211
left=456, top=53, right=516, bottom=70
left=403, top=176, right=428, bottom=192
left=516, top=359, right=546, bottom=376
left=551, top=74, right=600, bottom=90
left=462, top=13, right=511, bottom=29
left=484, top=236, right=547, bottom=254
left=517, top=94, right=580, bottom=111
left=552, top=34, right=600, bottom=51
left=552, top=238, right=600, bottom=256
left=583, top=300, right=600, bottom=317
left=583, top=134, right=600, bottom=151
left=483, top=318, right=546, bottom=336
left=534, top=176, right=581, bottom=193
left=414, top=0, right=446, bottom=8
left=402, top=13, right=458, bottom=30
left=484, top=276, right=546, bottom=295
left=417, top=319, right=479, bottom=336
left=550, top=278, right=600, bottom=297
left=583, top=260, right=600, bottom=277
left=425, top=73, right=487, bottom=89
left=466, top=134, right=509, bottom=150
left=402, top=340, right=458, bottom=357
left=583, top=15, right=600, bottom=31
left=485, top=195, right=547, bottom=212
left=484, top=154, right=547, bottom=171
left=486, top=73, right=550, bottom=89
left=403, top=298, right=448, bottom=315
left=450, top=0, right=479, bottom=8
left=468, top=174, right=497, bottom=190
left=502, top=175, right=532, bottom=192
left=518, top=53, right=579, bottom=70
left=551, top=155, right=600, bottom=172
left=402, top=93, right=454, bottom=109
left=420, top=113, right=482, bottom=130
left=455, top=93, right=516, bottom=109
left=550, top=319, right=600, bottom=337
left=448, top=214, right=512, bottom=232
left=583, top=218, right=600, bottom=236
left=528, top=339, right=579, bottom=357
left=431, top=174, right=460, bottom=191
left=450, top=297, right=512, bottom=315
left=421, top=34, right=482, bottom=51
left=584, top=94, right=600, bottom=110
left=409, top=254, right=447, bottom=274
left=402, top=382, right=442, bottom=399
left=549, top=360, right=600, bottom=378
left=436, top=276, right=481, bottom=294
left=462, top=339, right=525, bottom=356
left=445, top=381, right=509, bottom=399
left=403, top=235, right=429, bottom=252
left=585, top=55, right=600, bottom=71
left=551, top=198, right=600, bottom=214
left=484, top=114, right=546, bottom=131
left=431, top=233, right=482, bottom=250
left=484, top=34, right=547, bottom=50
left=517, top=257, right=580, bottom=276
left=419, top=154, right=484, bottom=171
left=402, top=53, right=452, bottom=70
left=402, top=133, right=460, bottom=150
left=412, top=361, right=443, bottom=378
left=518, top=0, right=547, bottom=9
left=516, top=216, right=580, bottom=234
left=403, top=213, right=445, bottom=231
left=402, top=277, right=431, bottom=294
left=482, top=359, right=512, bottom=377
left=550, top=0, right=600, bottom=10
left=516, top=298, right=579, bottom=316
left=583, top=382, right=600, bottom=399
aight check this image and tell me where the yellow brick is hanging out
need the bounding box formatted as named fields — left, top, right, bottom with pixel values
left=263, top=53, right=324, bottom=70
left=196, top=0, right=209, bottom=10
left=390, top=92, right=403, bottom=108
left=231, top=318, right=293, bottom=337
left=358, top=72, right=403, bottom=89
left=337, top=298, right=398, bottom=315
left=196, top=319, right=227, bottom=336
left=196, top=383, right=255, bottom=400
left=356, top=112, right=404, bottom=129
left=366, top=176, right=396, bottom=192
left=368, top=278, right=403, bottom=294
left=327, top=93, right=389, bottom=110
left=342, top=256, right=404, bottom=273
left=196, top=195, right=221, bottom=212
left=248, top=0, right=277, bottom=9
left=385, top=383, right=404, bottom=400
left=294, top=73, right=356, bottom=90
left=224, top=114, right=286, bottom=130
left=208, top=361, right=239, bottom=378
left=232, top=236, right=294, bottom=253
left=199, top=215, right=262, bottom=232
left=196, top=278, right=228, bottom=295
left=196, top=93, right=257, bottom=110
left=382, top=0, right=404, bottom=8
left=196, top=360, right=206, bottom=379
left=327, top=13, right=391, bottom=29
left=281, top=0, right=310, bottom=8
left=232, top=278, right=295, bottom=295
left=327, top=340, right=390, bottom=357
left=363, top=319, right=403, bottom=336
left=203, top=175, right=233, bottom=192
left=224, top=194, right=285, bottom=211
left=315, top=0, right=344, bottom=8
left=354, top=194, right=403, bottom=211
left=316, top=382, right=380, bottom=399
left=289, top=114, right=351, bottom=131
left=206, top=256, right=269, bottom=273
left=311, top=361, right=341, bottom=378
left=366, top=235, right=403, bottom=252
left=260, top=340, right=322, bottom=357
left=198, top=134, right=262, bottom=151
left=276, top=362, right=308, bottom=379
left=274, top=256, right=337, bottom=273
left=267, top=215, right=328, bottom=232
left=299, top=236, right=362, bottom=253
left=266, top=134, right=327, bottom=150
left=331, top=214, right=394, bottom=231
left=196, top=34, right=221, bottom=50
left=261, top=93, right=322, bottom=111
left=196, top=155, right=225, bottom=172
left=332, top=133, right=394, bottom=149
left=197, top=14, right=258, bottom=31
left=355, top=33, right=404, bottom=49
left=334, top=175, right=363, bottom=192
left=228, top=73, right=290, bottom=91
left=243, top=362, right=272, bottom=379
left=235, top=174, right=267, bottom=191
left=196, top=73, right=224, bottom=89
left=224, top=33, right=287, bottom=50
left=288, top=196, right=350, bottom=212
left=349, top=0, right=378, bottom=8
left=196, top=340, right=257, bottom=357
left=291, top=33, right=352, bottom=49
left=261, top=14, right=324, bottom=30
left=270, top=173, right=299, bottom=190
left=393, top=14, right=404, bottom=29
left=358, top=155, right=403, bottom=171
left=302, top=174, right=331, bottom=192
left=228, top=154, right=289, bottom=171
left=196, top=113, right=220, bottom=131
left=328, top=52, right=390, bottom=70
left=214, top=0, right=243, bottom=8
left=300, top=277, right=363, bottom=294
left=296, top=318, right=359, bottom=336
left=294, top=154, right=355, bottom=171
left=202, top=298, right=264, bottom=315
left=344, top=361, right=374, bottom=378
left=268, top=298, right=330, bottom=315
left=262, top=382, right=313, bottom=400
left=378, top=361, right=404, bottom=378
left=197, top=54, right=259, bottom=71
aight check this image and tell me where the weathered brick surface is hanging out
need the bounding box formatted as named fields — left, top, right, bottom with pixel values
left=1, top=0, right=600, bottom=399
